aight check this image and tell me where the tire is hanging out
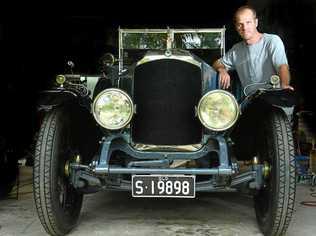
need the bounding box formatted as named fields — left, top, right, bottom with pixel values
left=33, top=109, right=83, bottom=236
left=254, top=108, right=296, bottom=236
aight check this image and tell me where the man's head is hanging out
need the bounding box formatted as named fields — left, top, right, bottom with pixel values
left=234, top=5, right=259, bottom=42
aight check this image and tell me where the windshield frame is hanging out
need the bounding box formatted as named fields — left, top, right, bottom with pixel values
left=118, top=28, right=226, bottom=72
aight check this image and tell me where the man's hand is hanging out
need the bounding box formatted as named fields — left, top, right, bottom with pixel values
left=281, top=84, right=294, bottom=91
left=212, top=59, right=231, bottom=89
left=219, top=68, right=231, bottom=89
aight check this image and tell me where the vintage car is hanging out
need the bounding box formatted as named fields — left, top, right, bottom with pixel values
left=33, top=28, right=296, bottom=236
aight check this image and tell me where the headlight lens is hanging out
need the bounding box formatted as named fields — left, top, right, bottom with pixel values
left=197, top=90, right=239, bottom=131
left=93, top=88, right=133, bottom=130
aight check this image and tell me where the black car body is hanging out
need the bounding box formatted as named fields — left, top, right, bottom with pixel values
left=33, top=28, right=296, bottom=236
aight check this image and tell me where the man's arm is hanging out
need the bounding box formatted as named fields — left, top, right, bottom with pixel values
left=279, top=64, right=294, bottom=90
left=212, top=59, right=231, bottom=89
left=269, top=35, right=293, bottom=90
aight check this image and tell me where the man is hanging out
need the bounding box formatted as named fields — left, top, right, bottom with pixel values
left=213, top=5, right=293, bottom=94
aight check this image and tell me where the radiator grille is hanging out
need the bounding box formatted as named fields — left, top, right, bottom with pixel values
left=132, top=59, right=202, bottom=145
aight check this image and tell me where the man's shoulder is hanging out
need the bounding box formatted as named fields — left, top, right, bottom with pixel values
left=263, top=33, right=283, bottom=44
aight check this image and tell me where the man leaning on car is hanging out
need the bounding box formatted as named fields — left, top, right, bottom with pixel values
left=212, top=5, right=294, bottom=92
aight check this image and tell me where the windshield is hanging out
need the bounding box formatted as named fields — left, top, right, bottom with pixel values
left=122, top=32, right=167, bottom=50
left=119, top=28, right=225, bottom=69
left=173, top=32, right=221, bottom=49
left=121, top=29, right=223, bottom=50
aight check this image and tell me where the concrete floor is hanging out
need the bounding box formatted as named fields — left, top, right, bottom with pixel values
left=0, top=166, right=316, bottom=236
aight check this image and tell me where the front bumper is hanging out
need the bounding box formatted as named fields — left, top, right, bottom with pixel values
left=69, top=134, right=264, bottom=193
left=92, top=133, right=232, bottom=175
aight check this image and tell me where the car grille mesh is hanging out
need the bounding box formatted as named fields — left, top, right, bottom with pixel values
left=132, top=59, right=202, bottom=145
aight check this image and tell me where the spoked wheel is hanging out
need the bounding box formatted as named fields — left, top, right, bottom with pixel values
left=33, top=109, right=83, bottom=236
left=254, top=108, right=296, bottom=236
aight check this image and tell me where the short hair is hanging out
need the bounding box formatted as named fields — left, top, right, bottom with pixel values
left=234, top=5, right=257, bottom=23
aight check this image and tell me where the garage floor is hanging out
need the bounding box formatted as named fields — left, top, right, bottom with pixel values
left=0, top=166, right=315, bottom=236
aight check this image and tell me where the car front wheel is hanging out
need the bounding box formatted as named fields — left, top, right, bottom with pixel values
left=254, top=108, right=296, bottom=236
left=33, top=108, right=83, bottom=236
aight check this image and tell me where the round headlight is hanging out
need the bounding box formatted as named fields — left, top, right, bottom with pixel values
left=197, top=90, right=239, bottom=131
left=93, top=88, right=134, bottom=130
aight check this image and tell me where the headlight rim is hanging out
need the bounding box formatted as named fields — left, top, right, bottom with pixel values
left=92, top=88, right=134, bottom=130
left=197, top=89, right=239, bottom=131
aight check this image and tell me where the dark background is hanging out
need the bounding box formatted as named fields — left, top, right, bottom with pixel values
left=0, top=0, right=315, bottom=152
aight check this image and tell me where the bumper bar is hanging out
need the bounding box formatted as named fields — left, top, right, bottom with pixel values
left=95, top=166, right=232, bottom=175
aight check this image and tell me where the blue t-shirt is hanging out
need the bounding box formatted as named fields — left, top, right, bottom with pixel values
left=220, top=33, right=288, bottom=93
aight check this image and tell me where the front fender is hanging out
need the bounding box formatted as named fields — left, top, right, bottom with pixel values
left=240, top=89, right=298, bottom=114
left=259, top=89, right=298, bottom=107
left=232, top=93, right=295, bottom=161
left=37, top=89, right=81, bottom=111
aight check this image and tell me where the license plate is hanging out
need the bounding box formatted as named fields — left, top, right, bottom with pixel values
left=132, top=175, right=195, bottom=198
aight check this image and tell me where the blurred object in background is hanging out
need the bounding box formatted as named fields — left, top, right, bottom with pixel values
left=294, top=110, right=316, bottom=185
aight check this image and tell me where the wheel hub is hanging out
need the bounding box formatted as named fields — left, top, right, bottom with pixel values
left=263, top=161, right=270, bottom=179
left=64, top=154, right=81, bottom=177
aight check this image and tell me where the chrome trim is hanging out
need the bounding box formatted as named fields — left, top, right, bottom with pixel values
left=165, top=50, right=172, bottom=57
left=118, top=26, right=123, bottom=73
left=136, top=54, right=201, bottom=68
left=95, top=166, right=232, bottom=175
left=133, top=143, right=202, bottom=152
left=197, top=90, right=240, bottom=131
left=222, top=26, right=226, bottom=57
left=166, top=28, right=173, bottom=50
left=92, top=88, right=134, bottom=130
